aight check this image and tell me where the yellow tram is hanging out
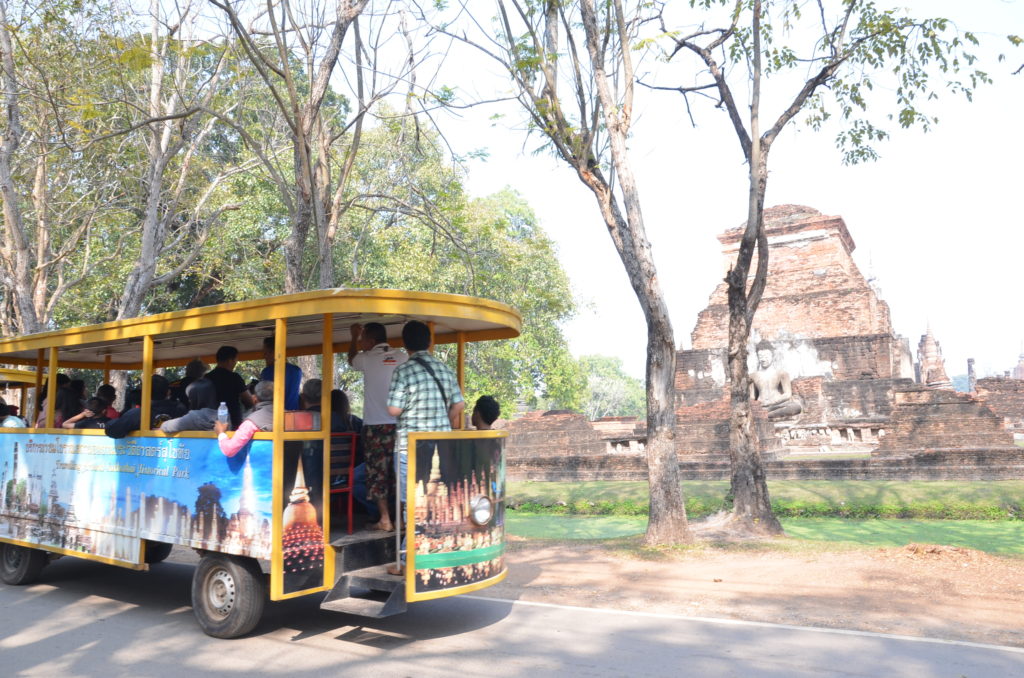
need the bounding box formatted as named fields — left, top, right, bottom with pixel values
left=0, top=289, right=519, bottom=637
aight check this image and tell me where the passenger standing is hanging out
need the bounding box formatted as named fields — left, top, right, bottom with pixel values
left=205, top=346, right=255, bottom=429
left=386, top=320, right=464, bottom=574
left=261, top=336, right=302, bottom=411
left=348, top=322, right=406, bottom=532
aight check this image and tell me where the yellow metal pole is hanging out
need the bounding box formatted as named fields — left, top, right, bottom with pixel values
left=456, top=331, right=465, bottom=392
left=321, top=314, right=334, bottom=578
left=270, top=318, right=286, bottom=600
left=141, top=335, right=153, bottom=432
left=46, top=348, right=58, bottom=428
left=34, top=349, right=43, bottom=422
left=321, top=314, right=333, bottom=421
left=456, top=332, right=465, bottom=430
left=273, top=318, right=286, bottom=430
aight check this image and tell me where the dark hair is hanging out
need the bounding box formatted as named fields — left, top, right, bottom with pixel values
left=755, top=339, right=775, bottom=352
left=215, top=345, right=238, bottom=363
left=363, top=322, right=387, bottom=345
left=473, top=395, right=500, bottom=425
left=123, top=389, right=142, bottom=414
left=151, top=374, right=171, bottom=400
left=401, top=320, right=431, bottom=352
left=185, top=359, right=208, bottom=379
left=69, top=378, right=87, bottom=398
left=262, top=336, right=275, bottom=350
left=85, top=397, right=107, bottom=415
left=186, top=378, right=218, bottom=411
left=56, top=373, right=70, bottom=387
left=0, top=403, right=9, bottom=418
left=96, top=384, right=116, bottom=406
left=55, top=387, right=83, bottom=420
left=330, top=389, right=350, bottom=421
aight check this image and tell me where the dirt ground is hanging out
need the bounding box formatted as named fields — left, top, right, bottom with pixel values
left=486, top=535, right=1024, bottom=648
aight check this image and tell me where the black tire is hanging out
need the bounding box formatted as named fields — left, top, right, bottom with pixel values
left=0, top=543, right=48, bottom=585
left=144, top=541, right=173, bottom=565
left=191, top=553, right=265, bottom=639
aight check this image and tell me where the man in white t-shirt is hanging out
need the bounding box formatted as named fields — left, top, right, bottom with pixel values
left=348, top=322, right=407, bottom=531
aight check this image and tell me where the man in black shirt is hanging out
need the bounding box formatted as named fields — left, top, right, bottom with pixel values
left=204, top=345, right=254, bottom=428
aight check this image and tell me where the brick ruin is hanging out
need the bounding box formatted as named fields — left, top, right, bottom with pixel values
left=504, top=205, right=1024, bottom=482
left=673, top=205, right=1019, bottom=464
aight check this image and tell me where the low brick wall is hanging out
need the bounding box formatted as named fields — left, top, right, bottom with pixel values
left=508, top=449, right=1024, bottom=483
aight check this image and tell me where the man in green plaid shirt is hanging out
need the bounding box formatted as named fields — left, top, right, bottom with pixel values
left=386, top=320, right=465, bottom=574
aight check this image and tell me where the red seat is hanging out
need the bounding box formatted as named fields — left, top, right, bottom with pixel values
left=329, top=432, right=357, bottom=534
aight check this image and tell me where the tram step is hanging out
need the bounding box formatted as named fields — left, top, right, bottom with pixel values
left=320, top=564, right=407, bottom=618
left=333, top=531, right=396, bottom=574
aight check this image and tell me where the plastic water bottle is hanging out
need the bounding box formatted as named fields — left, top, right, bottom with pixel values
left=217, top=402, right=229, bottom=425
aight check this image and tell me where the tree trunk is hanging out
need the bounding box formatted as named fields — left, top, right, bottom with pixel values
left=0, top=5, right=41, bottom=336
left=725, top=281, right=781, bottom=534
left=724, top=141, right=782, bottom=535
left=578, top=166, right=691, bottom=545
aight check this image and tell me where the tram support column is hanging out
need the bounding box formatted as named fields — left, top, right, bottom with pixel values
left=34, top=349, right=43, bottom=422
left=456, top=332, right=466, bottom=429
left=45, top=348, right=58, bottom=428
left=141, top=335, right=153, bottom=432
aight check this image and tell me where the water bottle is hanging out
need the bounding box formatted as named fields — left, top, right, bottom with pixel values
left=217, top=402, right=229, bottom=425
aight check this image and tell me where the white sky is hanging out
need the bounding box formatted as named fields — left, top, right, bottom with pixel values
left=430, top=0, right=1024, bottom=380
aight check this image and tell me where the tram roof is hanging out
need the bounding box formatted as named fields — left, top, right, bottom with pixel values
left=0, top=289, right=522, bottom=370
left=0, top=368, right=37, bottom=388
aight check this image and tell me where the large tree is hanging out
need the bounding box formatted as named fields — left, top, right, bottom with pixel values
left=0, top=0, right=134, bottom=334
left=209, top=0, right=372, bottom=293
left=653, top=0, right=995, bottom=533
left=428, top=0, right=691, bottom=544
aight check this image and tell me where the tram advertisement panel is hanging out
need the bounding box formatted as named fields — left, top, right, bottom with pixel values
left=0, top=433, right=274, bottom=564
left=409, top=433, right=506, bottom=599
left=277, top=440, right=326, bottom=595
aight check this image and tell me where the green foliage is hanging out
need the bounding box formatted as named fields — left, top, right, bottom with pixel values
left=672, top=1, right=1001, bottom=165
left=782, top=518, right=1024, bottom=555
left=509, top=480, right=1024, bottom=520
left=578, top=354, right=646, bottom=420
left=506, top=515, right=1024, bottom=553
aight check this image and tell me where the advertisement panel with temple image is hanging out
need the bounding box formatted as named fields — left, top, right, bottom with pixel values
left=0, top=433, right=274, bottom=564
left=409, top=434, right=506, bottom=596
left=278, top=439, right=326, bottom=595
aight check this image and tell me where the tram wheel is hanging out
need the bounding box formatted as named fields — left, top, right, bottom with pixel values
left=191, top=553, right=265, bottom=638
left=144, top=541, right=173, bottom=564
left=0, top=543, right=48, bottom=585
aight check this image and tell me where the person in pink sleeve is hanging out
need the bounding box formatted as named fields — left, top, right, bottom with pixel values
left=213, top=380, right=274, bottom=457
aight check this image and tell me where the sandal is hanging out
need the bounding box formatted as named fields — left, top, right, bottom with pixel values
left=366, top=521, right=394, bottom=532
left=386, top=564, right=404, bottom=576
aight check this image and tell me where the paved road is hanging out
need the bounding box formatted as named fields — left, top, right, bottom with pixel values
left=1, top=553, right=1022, bottom=677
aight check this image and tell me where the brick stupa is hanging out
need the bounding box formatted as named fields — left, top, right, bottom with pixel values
left=675, top=205, right=1015, bottom=458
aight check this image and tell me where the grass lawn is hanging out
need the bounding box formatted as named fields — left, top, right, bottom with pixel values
left=509, top=480, right=1024, bottom=507
left=505, top=514, right=1024, bottom=555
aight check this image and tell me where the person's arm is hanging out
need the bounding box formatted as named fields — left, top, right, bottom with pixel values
left=105, top=408, right=141, bottom=439
left=217, top=419, right=259, bottom=458
left=347, top=323, right=362, bottom=366
left=386, top=368, right=406, bottom=419
left=448, top=400, right=465, bottom=430
left=62, top=409, right=93, bottom=429
left=160, top=411, right=194, bottom=434
left=239, top=389, right=254, bottom=409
